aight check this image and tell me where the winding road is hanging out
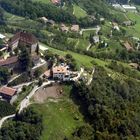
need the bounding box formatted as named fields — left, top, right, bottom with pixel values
left=72, top=68, right=84, bottom=81
left=0, top=81, right=54, bottom=129
left=87, top=67, right=95, bottom=85
left=80, top=26, right=101, bottom=35
left=0, top=114, right=15, bottom=128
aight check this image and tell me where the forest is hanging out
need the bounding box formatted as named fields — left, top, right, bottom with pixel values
left=0, top=107, right=43, bottom=140
left=68, top=67, right=140, bottom=139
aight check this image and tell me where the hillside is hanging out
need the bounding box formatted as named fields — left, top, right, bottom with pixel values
left=0, top=0, right=140, bottom=139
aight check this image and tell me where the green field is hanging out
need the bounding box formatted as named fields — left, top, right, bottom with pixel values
left=73, top=4, right=87, bottom=18
left=123, top=12, right=140, bottom=37
left=31, top=85, right=85, bottom=140
left=40, top=43, right=94, bottom=68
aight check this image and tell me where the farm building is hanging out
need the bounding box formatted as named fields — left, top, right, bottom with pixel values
left=52, top=66, right=70, bottom=81
left=71, top=25, right=79, bottom=32
left=0, top=56, right=18, bottom=69
left=0, top=86, right=17, bottom=102
left=8, top=31, right=39, bottom=55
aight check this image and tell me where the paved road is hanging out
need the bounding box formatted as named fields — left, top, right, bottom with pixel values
left=0, top=114, right=15, bottom=128
left=18, top=81, right=53, bottom=113
left=80, top=26, right=101, bottom=35
left=0, top=81, right=54, bottom=128
left=32, top=58, right=46, bottom=70
left=13, top=81, right=34, bottom=93
left=8, top=74, right=21, bottom=84
left=87, top=67, right=95, bottom=85
left=18, top=85, right=39, bottom=113
left=72, top=68, right=84, bottom=81
left=86, top=43, right=92, bottom=51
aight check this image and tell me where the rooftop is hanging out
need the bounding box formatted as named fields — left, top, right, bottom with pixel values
left=0, top=33, right=6, bottom=39
left=71, top=25, right=79, bottom=32
left=44, top=70, right=51, bottom=77
left=53, top=66, right=68, bottom=74
left=9, top=31, right=38, bottom=46
left=61, top=24, right=69, bottom=32
left=51, top=0, right=61, bottom=4
left=0, top=86, right=17, bottom=96
left=122, top=5, right=136, bottom=10
left=0, top=56, right=18, bottom=66
left=123, top=41, right=134, bottom=51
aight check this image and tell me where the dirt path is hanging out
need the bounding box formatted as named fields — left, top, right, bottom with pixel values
left=33, top=85, right=63, bottom=103
left=87, top=67, right=95, bottom=85
left=86, top=43, right=92, bottom=51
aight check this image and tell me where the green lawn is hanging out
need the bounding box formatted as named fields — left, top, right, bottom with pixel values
left=31, top=85, right=85, bottom=140
left=77, top=38, right=89, bottom=50
left=73, top=4, right=87, bottom=18
left=40, top=43, right=94, bottom=68
left=83, top=30, right=96, bottom=38
left=123, top=12, right=140, bottom=37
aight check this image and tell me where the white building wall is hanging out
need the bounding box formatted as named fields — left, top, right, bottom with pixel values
left=31, top=43, right=38, bottom=53
left=53, top=73, right=70, bottom=81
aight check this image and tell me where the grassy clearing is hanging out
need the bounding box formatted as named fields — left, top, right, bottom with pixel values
left=73, top=4, right=87, bottom=18
left=39, top=43, right=94, bottom=68
left=83, top=30, right=96, bottom=38
left=31, top=85, right=85, bottom=140
left=123, top=12, right=140, bottom=37
left=77, top=38, right=89, bottom=50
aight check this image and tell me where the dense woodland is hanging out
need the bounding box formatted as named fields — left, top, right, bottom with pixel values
left=0, top=101, right=15, bottom=118
left=0, top=107, right=43, bottom=140
left=0, top=0, right=126, bottom=27
left=0, top=0, right=140, bottom=139
left=68, top=67, right=140, bottom=139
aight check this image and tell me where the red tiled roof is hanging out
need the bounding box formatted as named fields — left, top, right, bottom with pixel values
left=0, top=56, right=18, bottom=66
left=53, top=66, right=68, bottom=74
left=9, top=32, right=38, bottom=46
left=0, top=86, right=16, bottom=96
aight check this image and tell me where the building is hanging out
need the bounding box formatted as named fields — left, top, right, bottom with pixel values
left=60, top=24, right=69, bottom=32
left=8, top=31, right=39, bottom=54
left=123, top=41, right=134, bottom=51
left=123, top=21, right=132, bottom=26
left=52, top=0, right=61, bottom=4
left=112, top=4, right=125, bottom=12
left=39, top=17, right=48, bottom=23
left=0, top=86, right=17, bottom=102
left=71, top=25, right=79, bottom=32
left=0, top=33, right=6, bottom=40
left=44, top=69, right=51, bottom=79
left=47, top=20, right=55, bottom=26
left=32, top=55, right=40, bottom=66
left=0, top=56, right=18, bottom=69
left=52, top=66, right=70, bottom=81
left=112, top=22, right=120, bottom=31
left=122, top=5, right=136, bottom=11
left=93, top=36, right=100, bottom=44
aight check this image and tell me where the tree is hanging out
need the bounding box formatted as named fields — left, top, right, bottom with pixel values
left=35, top=44, right=39, bottom=55
left=18, top=47, right=31, bottom=71
left=0, top=67, right=10, bottom=84
left=38, top=78, right=43, bottom=86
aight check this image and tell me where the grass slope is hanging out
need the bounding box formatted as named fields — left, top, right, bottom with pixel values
left=31, top=85, right=85, bottom=140
left=73, top=4, right=87, bottom=18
